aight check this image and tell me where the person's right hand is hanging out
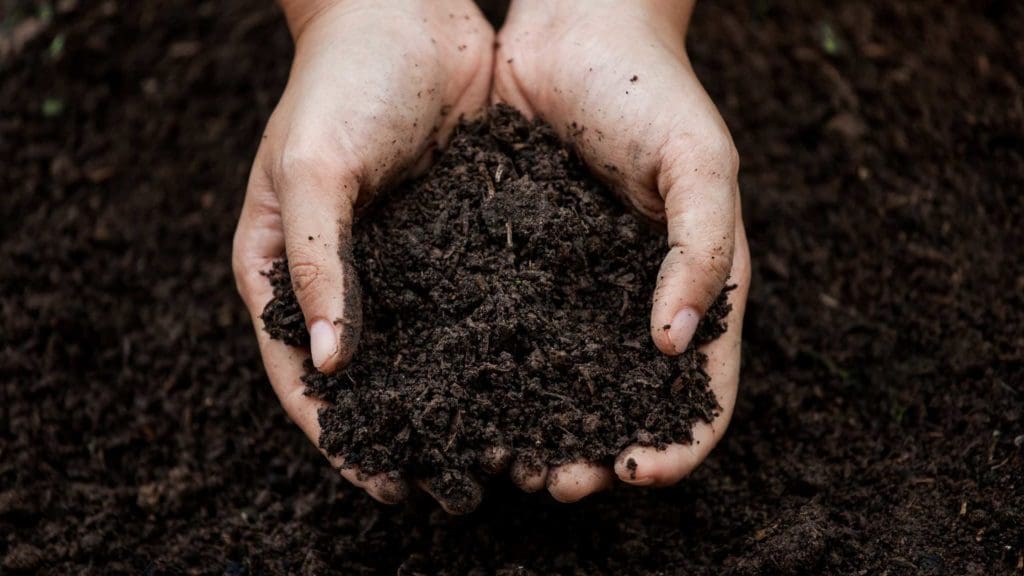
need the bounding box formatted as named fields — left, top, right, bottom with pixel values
left=232, top=0, right=493, bottom=511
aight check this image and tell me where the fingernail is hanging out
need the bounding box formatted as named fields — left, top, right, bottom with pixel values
left=668, top=307, right=701, bottom=354
left=309, top=319, right=337, bottom=369
left=626, top=457, right=639, bottom=480
left=617, top=455, right=655, bottom=486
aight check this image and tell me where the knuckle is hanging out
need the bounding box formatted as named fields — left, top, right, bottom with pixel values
left=664, top=128, right=740, bottom=184
left=288, top=258, right=327, bottom=302
left=692, top=132, right=739, bottom=178
left=695, top=252, right=734, bottom=301
left=275, top=143, right=359, bottom=195
left=276, top=146, right=328, bottom=184
left=666, top=242, right=734, bottom=305
left=697, top=245, right=734, bottom=281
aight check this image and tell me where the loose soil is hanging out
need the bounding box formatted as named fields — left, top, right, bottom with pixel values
left=261, top=106, right=731, bottom=510
left=1, top=0, right=1022, bottom=574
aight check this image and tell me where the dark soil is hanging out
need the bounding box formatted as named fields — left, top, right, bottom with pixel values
left=1, top=0, right=1022, bottom=574
left=260, top=106, right=731, bottom=508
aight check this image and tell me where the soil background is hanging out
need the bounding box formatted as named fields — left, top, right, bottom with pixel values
left=1, top=0, right=1022, bottom=574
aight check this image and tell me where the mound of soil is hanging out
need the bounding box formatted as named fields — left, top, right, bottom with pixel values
left=1, top=0, right=1021, bottom=574
left=260, top=106, right=731, bottom=508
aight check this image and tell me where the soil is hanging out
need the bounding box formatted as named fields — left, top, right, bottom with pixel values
left=1, top=0, right=1022, bottom=575
left=260, top=106, right=731, bottom=509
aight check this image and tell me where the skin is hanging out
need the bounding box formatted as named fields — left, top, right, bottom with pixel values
left=233, top=0, right=749, bottom=512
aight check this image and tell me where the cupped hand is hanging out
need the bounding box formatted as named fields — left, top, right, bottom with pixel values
left=493, top=0, right=751, bottom=502
left=232, top=0, right=493, bottom=512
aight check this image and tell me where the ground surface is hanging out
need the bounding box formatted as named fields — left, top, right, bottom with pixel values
left=1, top=0, right=1021, bottom=574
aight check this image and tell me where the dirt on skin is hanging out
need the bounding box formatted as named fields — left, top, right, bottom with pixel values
left=260, top=106, right=732, bottom=511
left=1, top=0, right=1022, bottom=574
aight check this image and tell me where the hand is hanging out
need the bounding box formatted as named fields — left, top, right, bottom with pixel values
left=493, top=0, right=751, bottom=501
left=232, top=0, right=493, bottom=511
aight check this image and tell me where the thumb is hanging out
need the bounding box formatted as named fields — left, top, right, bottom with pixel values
left=278, top=161, right=363, bottom=373
left=650, top=137, right=738, bottom=356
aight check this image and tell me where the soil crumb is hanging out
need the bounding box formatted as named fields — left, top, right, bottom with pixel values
left=262, top=105, right=731, bottom=495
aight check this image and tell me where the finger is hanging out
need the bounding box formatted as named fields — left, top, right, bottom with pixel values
left=276, top=159, right=363, bottom=373
left=510, top=455, right=548, bottom=493
left=546, top=461, right=615, bottom=503
left=619, top=213, right=750, bottom=486
left=233, top=169, right=408, bottom=505
left=650, top=134, right=739, bottom=356
left=418, top=473, right=483, bottom=515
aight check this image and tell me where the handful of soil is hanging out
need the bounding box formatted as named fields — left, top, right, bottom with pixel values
left=262, top=105, right=731, bottom=509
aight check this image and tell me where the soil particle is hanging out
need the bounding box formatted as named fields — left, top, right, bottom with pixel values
left=262, top=105, right=732, bottom=493
left=3, top=543, right=44, bottom=572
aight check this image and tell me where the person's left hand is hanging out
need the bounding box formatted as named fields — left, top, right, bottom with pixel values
left=492, top=0, right=751, bottom=502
